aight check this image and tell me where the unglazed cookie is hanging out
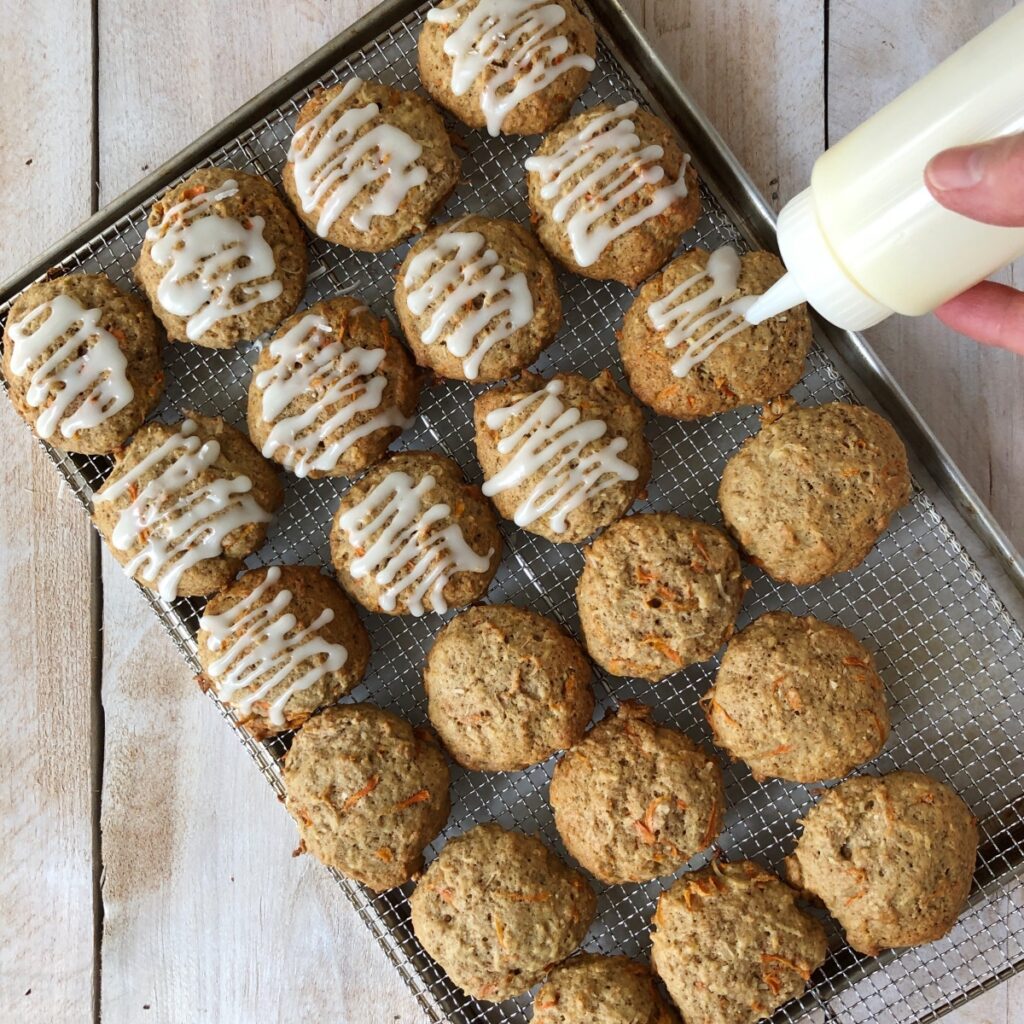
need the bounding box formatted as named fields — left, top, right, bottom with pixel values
left=704, top=612, right=890, bottom=783
left=652, top=860, right=827, bottom=1024
left=247, top=297, right=419, bottom=479
left=533, top=954, right=680, bottom=1024
left=395, top=215, right=561, bottom=382
left=329, top=450, right=501, bottom=617
left=284, top=78, right=460, bottom=252
left=418, top=0, right=596, bottom=137
left=283, top=703, right=450, bottom=891
left=410, top=823, right=596, bottom=1000
left=197, top=565, right=370, bottom=739
left=525, top=101, right=700, bottom=286
left=93, top=414, right=283, bottom=601
left=619, top=247, right=813, bottom=420
left=423, top=603, right=593, bottom=771
left=135, top=167, right=307, bottom=348
left=576, top=513, right=746, bottom=681
left=785, top=771, right=977, bottom=956
left=550, top=702, right=724, bottom=884
left=719, top=399, right=911, bottom=585
left=2, top=273, right=163, bottom=454
left=474, top=371, right=651, bottom=544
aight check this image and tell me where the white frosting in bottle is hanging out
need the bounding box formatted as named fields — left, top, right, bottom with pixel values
left=199, top=566, right=348, bottom=727
left=524, top=101, right=691, bottom=267
left=256, top=310, right=410, bottom=477
left=338, top=470, right=492, bottom=616
left=145, top=179, right=283, bottom=342
left=403, top=226, right=534, bottom=380
left=647, top=246, right=759, bottom=377
left=8, top=293, right=135, bottom=440
left=94, top=419, right=272, bottom=601
left=289, top=77, right=429, bottom=238
left=427, top=0, right=596, bottom=137
left=481, top=378, right=639, bottom=534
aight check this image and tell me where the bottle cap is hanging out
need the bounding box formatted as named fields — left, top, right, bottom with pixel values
left=747, top=188, right=893, bottom=331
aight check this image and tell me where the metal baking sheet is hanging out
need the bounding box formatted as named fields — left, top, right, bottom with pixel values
left=2, top=2, right=1022, bottom=1022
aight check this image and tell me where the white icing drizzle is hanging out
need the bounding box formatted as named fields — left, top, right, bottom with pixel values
left=289, top=77, right=429, bottom=238
left=256, top=310, right=410, bottom=477
left=403, top=226, right=534, bottom=380
left=94, top=419, right=271, bottom=601
left=145, top=178, right=283, bottom=342
left=8, top=293, right=134, bottom=440
left=338, top=470, right=492, bottom=616
left=524, top=101, right=691, bottom=267
left=481, top=378, right=638, bottom=534
left=199, top=566, right=348, bottom=727
left=427, top=0, right=596, bottom=137
left=647, top=246, right=759, bottom=377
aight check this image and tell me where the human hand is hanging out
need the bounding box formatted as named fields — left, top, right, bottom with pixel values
left=925, top=132, right=1024, bottom=354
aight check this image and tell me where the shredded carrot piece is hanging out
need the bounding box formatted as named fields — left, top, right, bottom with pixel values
left=762, top=953, right=812, bottom=981
left=643, top=636, right=685, bottom=665
left=843, top=656, right=870, bottom=668
left=375, top=847, right=393, bottom=862
left=691, top=530, right=711, bottom=562
left=493, top=916, right=507, bottom=948
left=706, top=695, right=738, bottom=728
left=633, top=819, right=657, bottom=845
left=534, top=996, right=558, bottom=1010
left=675, top=797, right=689, bottom=811
left=394, top=788, right=430, bottom=811
left=493, top=889, right=550, bottom=903
left=701, top=800, right=720, bottom=848
left=342, top=774, right=379, bottom=811
left=181, top=185, right=207, bottom=200
left=643, top=798, right=664, bottom=833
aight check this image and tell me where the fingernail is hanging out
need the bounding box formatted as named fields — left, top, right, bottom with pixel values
left=926, top=145, right=987, bottom=191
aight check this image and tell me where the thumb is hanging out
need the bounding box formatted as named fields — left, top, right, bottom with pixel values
left=925, top=133, right=1024, bottom=227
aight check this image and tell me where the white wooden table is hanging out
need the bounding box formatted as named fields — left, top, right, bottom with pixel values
left=1, top=2, right=1021, bottom=1022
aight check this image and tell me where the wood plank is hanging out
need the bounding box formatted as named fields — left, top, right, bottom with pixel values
left=0, top=1, right=97, bottom=1021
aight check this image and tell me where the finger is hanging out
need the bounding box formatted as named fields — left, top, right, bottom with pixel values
left=925, top=134, right=1024, bottom=227
left=933, top=280, right=1024, bottom=354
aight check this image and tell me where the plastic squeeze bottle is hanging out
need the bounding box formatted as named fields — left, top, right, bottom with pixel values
left=745, top=5, right=1024, bottom=331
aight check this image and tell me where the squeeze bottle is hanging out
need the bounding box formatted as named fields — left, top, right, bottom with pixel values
left=744, top=5, right=1024, bottom=331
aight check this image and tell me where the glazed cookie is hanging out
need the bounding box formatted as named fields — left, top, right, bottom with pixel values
left=410, top=823, right=596, bottom=1000
left=282, top=703, right=450, bottom=891
left=247, top=297, right=418, bottom=479
left=197, top=565, right=370, bottom=739
left=395, top=215, right=561, bottom=382
left=2, top=273, right=163, bottom=454
left=576, top=513, right=746, bottom=681
left=719, top=400, right=912, bottom=585
left=525, top=101, right=700, bottom=286
left=423, top=603, right=594, bottom=771
left=474, top=371, right=651, bottom=544
left=652, top=860, right=827, bottom=1024
left=549, top=702, right=723, bottom=884
left=619, top=247, right=813, bottom=420
left=135, top=167, right=307, bottom=348
left=93, top=414, right=283, bottom=601
left=329, top=450, right=501, bottom=617
left=533, top=954, right=680, bottom=1024
left=704, top=612, right=890, bottom=783
left=284, top=78, right=460, bottom=252
left=418, top=0, right=596, bottom=137
left=785, top=771, right=977, bottom=955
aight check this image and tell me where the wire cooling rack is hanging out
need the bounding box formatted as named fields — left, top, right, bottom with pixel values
left=2, top=3, right=1023, bottom=1022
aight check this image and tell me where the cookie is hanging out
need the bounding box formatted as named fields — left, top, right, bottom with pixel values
left=135, top=167, right=307, bottom=348
left=525, top=101, right=700, bottom=286
left=550, top=701, right=724, bottom=884
left=283, top=703, right=450, bottom=891
left=718, top=399, right=912, bottom=585
left=576, top=513, right=746, bottom=681
left=410, top=822, right=596, bottom=1000
left=619, top=247, right=812, bottom=420
left=652, top=860, right=827, bottom=1024
left=329, top=450, right=501, bottom=616
left=785, top=771, right=977, bottom=955
left=283, top=78, right=459, bottom=252
left=247, top=297, right=419, bottom=479
left=704, top=612, right=890, bottom=783
left=2, top=273, right=163, bottom=454
left=423, top=603, right=593, bottom=771
left=474, top=371, right=651, bottom=544
left=395, top=215, right=561, bottom=382
left=93, top=414, right=283, bottom=600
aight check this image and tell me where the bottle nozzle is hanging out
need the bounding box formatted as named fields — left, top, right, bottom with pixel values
left=744, top=272, right=807, bottom=325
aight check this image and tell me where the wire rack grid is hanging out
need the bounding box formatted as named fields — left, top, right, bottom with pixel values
left=1, top=3, right=1023, bottom=1023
